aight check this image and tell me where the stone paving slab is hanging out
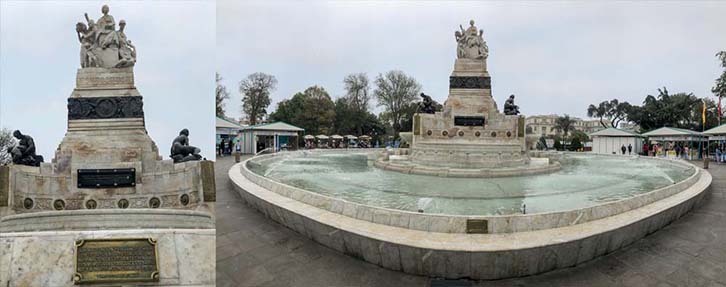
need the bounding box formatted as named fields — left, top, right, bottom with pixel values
left=216, top=155, right=726, bottom=287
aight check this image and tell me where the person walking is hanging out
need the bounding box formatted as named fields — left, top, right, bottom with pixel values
left=675, top=145, right=681, bottom=158
left=621, top=144, right=626, bottom=155
left=218, top=139, right=224, bottom=156
left=627, top=144, right=632, bottom=155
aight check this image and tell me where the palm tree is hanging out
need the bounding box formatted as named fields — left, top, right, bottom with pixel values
left=555, top=114, right=577, bottom=138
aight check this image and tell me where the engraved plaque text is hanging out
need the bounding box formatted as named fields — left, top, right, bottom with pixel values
left=77, top=168, right=136, bottom=188
left=74, top=238, right=159, bottom=284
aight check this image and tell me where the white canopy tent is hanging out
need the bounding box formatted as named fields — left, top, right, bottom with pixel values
left=642, top=127, right=707, bottom=159
left=588, top=128, right=643, bottom=155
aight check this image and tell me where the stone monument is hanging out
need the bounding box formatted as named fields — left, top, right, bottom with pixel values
left=0, top=6, right=215, bottom=286
left=376, top=20, right=559, bottom=177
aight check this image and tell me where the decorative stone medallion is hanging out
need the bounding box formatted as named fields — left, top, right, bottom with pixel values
left=180, top=194, right=190, bottom=206
left=23, top=198, right=33, bottom=209
left=149, top=197, right=161, bottom=208
left=118, top=199, right=129, bottom=209
left=85, top=199, right=97, bottom=209
left=53, top=199, right=66, bottom=210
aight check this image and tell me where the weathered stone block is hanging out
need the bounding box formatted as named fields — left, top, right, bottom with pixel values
left=0, top=166, right=8, bottom=207
left=200, top=160, right=215, bottom=202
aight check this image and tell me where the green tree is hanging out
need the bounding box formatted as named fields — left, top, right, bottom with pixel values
left=625, top=87, right=715, bottom=132
left=713, top=51, right=726, bottom=123
left=333, top=97, right=362, bottom=135
left=240, top=73, right=277, bottom=125
left=554, top=114, right=576, bottom=138
left=713, top=51, right=726, bottom=99
left=569, top=130, right=589, bottom=151
left=374, top=70, right=421, bottom=138
left=215, top=73, right=230, bottom=117
left=606, top=99, right=631, bottom=128
left=269, top=86, right=335, bottom=136
left=587, top=102, right=609, bottom=128
left=269, top=93, right=304, bottom=124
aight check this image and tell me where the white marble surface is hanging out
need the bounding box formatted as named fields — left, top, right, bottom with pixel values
left=230, top=155, right=711, bottom=279
left=0, top=229, right=215, bottom=287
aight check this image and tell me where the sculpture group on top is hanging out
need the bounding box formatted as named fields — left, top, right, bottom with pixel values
left=455, top=20, right=489, bottom=60
left=75, top=5, right=136, bottom=68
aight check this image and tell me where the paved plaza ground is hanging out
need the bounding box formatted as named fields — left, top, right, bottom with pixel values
left=215, top=155, right=726, bottom=287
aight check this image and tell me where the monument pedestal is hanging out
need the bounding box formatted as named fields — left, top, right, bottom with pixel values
left=0, top=68, right=215, bottom=285
left=409, top=58, right=529, bottom=169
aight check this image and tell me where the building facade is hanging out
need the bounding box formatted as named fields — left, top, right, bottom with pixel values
left=525, top=114, right=610, bottom=137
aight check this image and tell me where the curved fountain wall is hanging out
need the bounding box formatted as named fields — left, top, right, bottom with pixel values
left=241, top=150, right=700, bottom=233
left=229, top=149, right=711, bottom=279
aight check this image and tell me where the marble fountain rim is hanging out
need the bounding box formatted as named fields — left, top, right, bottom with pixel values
left=0, top=208, right=215, bottom=232
left=237, top=149, right=704, bottom=234
left=229, top=154, right=711, bottom=279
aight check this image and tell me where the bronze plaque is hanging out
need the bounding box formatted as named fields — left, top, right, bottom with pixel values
left=454, top=116, right=485, bottom=127
left=74, top=238, right=159, bottom=284
left=77, top=168, right=136, bottom=188
left=466, top=219, right=489, bottom=234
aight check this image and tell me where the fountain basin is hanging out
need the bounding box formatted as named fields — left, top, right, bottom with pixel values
left=229, top=149, right=711, bottom=279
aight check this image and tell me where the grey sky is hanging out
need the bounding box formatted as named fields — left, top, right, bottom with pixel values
left=217, top=0, right=726, bottom=123
left=0, top=0, right=216, bottom=159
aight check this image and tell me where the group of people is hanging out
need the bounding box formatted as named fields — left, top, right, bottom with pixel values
left=217, top=138, right=237, bottom=156
left=618, top=144, right=634, bottom=155
left=642, top=142, right=703, bottom=160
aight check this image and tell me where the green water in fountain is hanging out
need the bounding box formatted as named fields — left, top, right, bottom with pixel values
left=248, top=152, right=695, bottom=216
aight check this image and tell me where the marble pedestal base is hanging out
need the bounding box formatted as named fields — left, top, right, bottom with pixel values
left=0, top=228, right=215, bottom=287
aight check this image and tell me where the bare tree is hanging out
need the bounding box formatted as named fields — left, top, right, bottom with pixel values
left=374, top=70, right=421, bottom=137
left=239, top=73, right=277, bottom=125
left=0, top=128, right=16, bottom=165
left=216, top=73, right=230, bottom=117
left=343, top=73, right=371, bottom=111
